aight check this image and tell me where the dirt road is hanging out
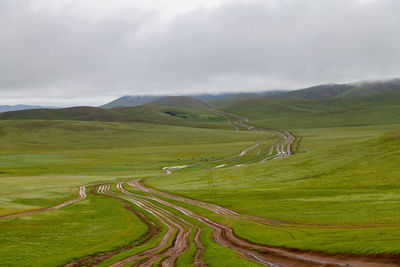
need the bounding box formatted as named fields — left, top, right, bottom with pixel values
left=95, top=183, right=206, bottom=267
left=0, top=185, right=87, bottom=220
left=122, top=180, right=400, bottom=267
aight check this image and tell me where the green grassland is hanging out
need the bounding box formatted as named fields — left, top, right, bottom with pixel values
left=0, top=188, right=148, bottom=266
left=112, top=104, right=231, bottom=129
left=220, top=93, right=400, bottom=129
left=146, top=124, right=400, bottom=254
left=0, top=120, right=269, bottom=214
left=0, top=119, right=274, bottom=266
left=1, top=85, right=400, bottom=266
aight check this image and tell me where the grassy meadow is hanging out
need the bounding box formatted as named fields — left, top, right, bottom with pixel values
left=146, top=124, right=400, bottom=254
left=0, top=119, right=274, bottom=266
left=1, top=98, right=400, bottom=265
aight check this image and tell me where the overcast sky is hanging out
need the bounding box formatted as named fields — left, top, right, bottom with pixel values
left=1, top=0, right=400, bottom=106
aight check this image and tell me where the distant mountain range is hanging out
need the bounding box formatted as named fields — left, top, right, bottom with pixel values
left=1, top=78, right=400, bottom=129
left=100, top=92, right=281, bottom=108
left=267, top=78, right=400, bottom=99
left=0, top=105, right=56, bottom=113
left=100, top=93, right=238, bottom=108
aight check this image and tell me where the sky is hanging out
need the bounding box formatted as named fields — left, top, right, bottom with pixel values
left=1, top=0, right=400, bottom=106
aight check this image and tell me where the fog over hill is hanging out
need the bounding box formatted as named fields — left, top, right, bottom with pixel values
left=1, top=0, right=400, bottom=106
left=0, top=105, right=56, bottom=113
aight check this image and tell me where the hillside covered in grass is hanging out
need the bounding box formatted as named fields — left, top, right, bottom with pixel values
left=219, top=80, right=400, bottom=129
left=0, top=106, right=136, bottom=122
left=111, top=104, right=230, bottom=129
left=0, top=96, right=236, bottom=129
left=146, top=124, right=400, bottom=254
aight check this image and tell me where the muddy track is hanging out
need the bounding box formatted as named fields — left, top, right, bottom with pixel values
left=213, top=109, right=251, bottom=131
left=64, top=186, right=160, bottom=267
left=130, top=180, right=400, bottom=230
left=163, top=111, right=295, bottom=175
left=116, top=183, right=206, bottom=267
left=97, top=184, right=206, bottom=267
left=0, top=186, right=87, bottom=220
left=213, top=109, right=239, bottom=131
left=125, top=181, right=400, bottom=267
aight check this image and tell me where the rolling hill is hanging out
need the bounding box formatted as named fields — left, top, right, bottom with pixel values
left=0, top=105, right=56, bottom=113
left=3, top=78, right=400, bottom=130
left=111, top=104, right=230, bottom=129
left=149, top=96, right=213, bottom=110
left=0, top=102, right=230, bottom=129
left=0, top=106, right=135, bottom=122
left=268, top=78, right=400, bottom=99
left=220, top=79, right=400, bottom=129
left=101, top=93, right=236, bottom=108
left=101, top=95, right=165, bottom=109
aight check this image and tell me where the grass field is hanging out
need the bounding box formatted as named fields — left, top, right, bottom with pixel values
left=0, top=188, right=148, bottom=266
left=145, top=124, right=400, bottom=254
left=0, top=119, right=277, bottom=266
left=220, top=94, right=400, bottom=129
left=1, top=109, right=400, bottom=265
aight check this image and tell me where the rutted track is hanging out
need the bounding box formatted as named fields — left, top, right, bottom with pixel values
left=65, top=186, right=161, bottom=267
left=129, top=180, right=400, bottom=230
left=119, top=181, right=400, bottom=267
left=0, top=186, right=87, bottom=220
left=96, top=184, right=206, bottom=267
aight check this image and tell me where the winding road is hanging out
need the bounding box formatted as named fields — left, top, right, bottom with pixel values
left=3, top=111, right=399, bottom=266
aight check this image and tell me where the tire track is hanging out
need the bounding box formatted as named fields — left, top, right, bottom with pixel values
left=97, top=184, right=205, bottom=267
left=130, top=180, right=400, bottom=230
left=126, top=181, right=400, bottom=267
left=0, top=185, right=87, bottom=220
left=65, top=186, right=160, bottom=267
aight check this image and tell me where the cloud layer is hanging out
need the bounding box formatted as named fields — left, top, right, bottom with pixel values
left=1, top=0, right=400, bottom=106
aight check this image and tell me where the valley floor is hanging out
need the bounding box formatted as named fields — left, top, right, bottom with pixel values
left=0, top=117, right=400, bottom=266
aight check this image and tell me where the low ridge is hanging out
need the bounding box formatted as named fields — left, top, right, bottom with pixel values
left=149, top=96, right=213, bottom=110
left=0, top=106, right=135, bottom=122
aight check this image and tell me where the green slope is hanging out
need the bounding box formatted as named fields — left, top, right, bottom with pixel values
left=0, top=104, right=233, bottom=130
left=267, top=78, right=400, bottom=99
left=221, top=92, right=400, bottom=129
left=112, top=104, right=231, bottom=129
left=146, top=124, right=400, bottom=254
left=150, top=96, right=213, bottom=110
left=0, top=106, right=135, bottom=122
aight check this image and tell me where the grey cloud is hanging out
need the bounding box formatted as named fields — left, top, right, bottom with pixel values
left=1, top=0, right=400, bottom=106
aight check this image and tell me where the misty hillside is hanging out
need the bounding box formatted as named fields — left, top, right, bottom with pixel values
left=3, top=79, right=400, bottom=129
left=149, top=96, right=213, bottom=110
left=220, top=87, right=400, bottom=129
left=101, top=93, right=238, bottom=108
left=101, top=95, right=165, bottom=109
left=268, top=79, right=400, bottom=99
left=112, top=104, right=230, bottom=129
left=0, top=103, right=229, bottom=129
left=0, top=105, right=56, bottom=113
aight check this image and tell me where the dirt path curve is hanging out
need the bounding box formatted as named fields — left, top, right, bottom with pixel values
left=0, top=185, right=87, bottom=220
left=126, top=181, right=400, bottom=267
left=213, top=109, right=239, bottom=131
left=163, top=111, right=295, bottom=175
left=116, top=183, right=206, bottom=267
left=65, top=186, right=160, bottom=267
left=130, top=180, right=400, bottom=229
left=98, top=183, right=205, bottom=267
